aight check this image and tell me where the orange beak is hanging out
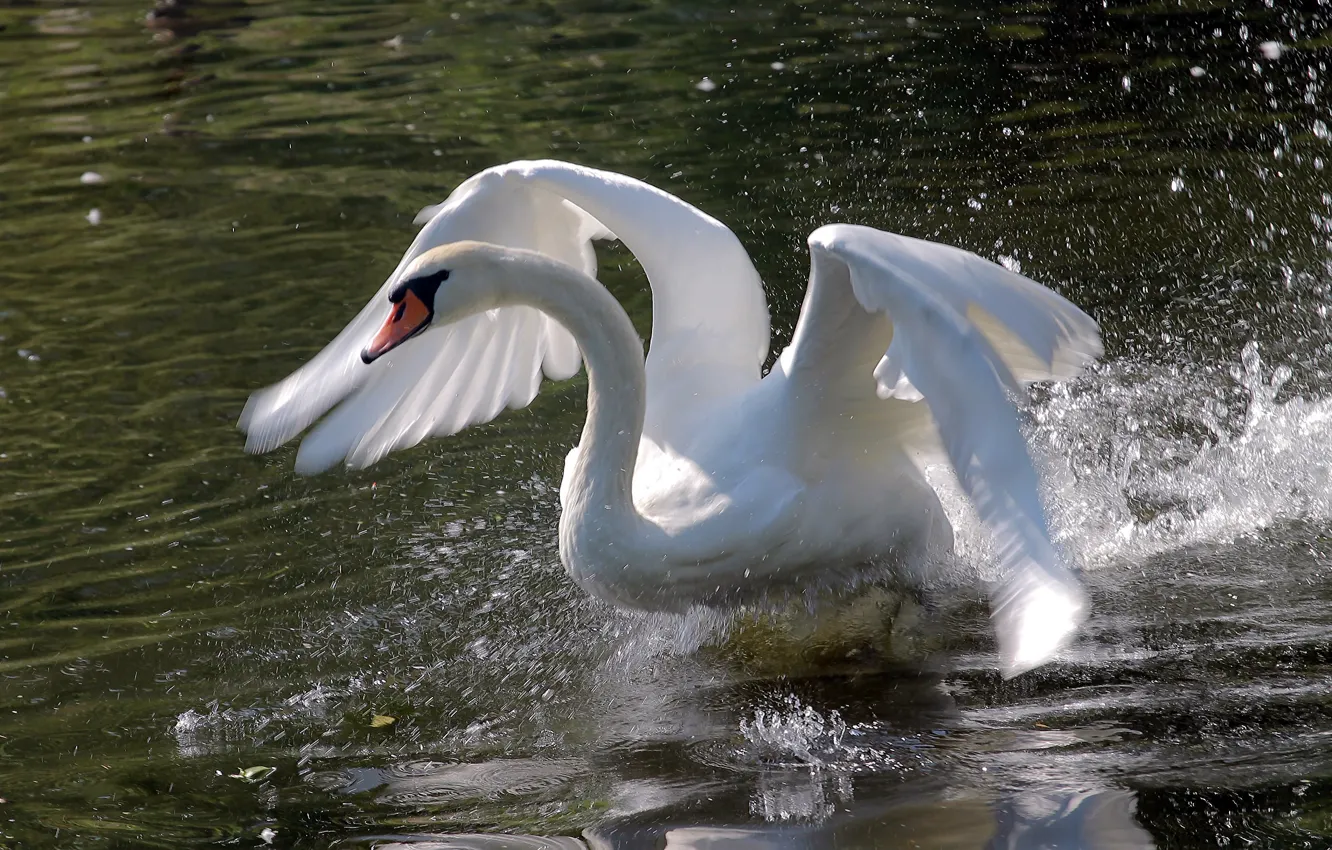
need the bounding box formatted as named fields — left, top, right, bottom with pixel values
left=362, top=289, right=432, bottom=364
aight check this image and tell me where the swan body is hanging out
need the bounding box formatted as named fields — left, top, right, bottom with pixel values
left=240, top=160, right=1102, bottom=676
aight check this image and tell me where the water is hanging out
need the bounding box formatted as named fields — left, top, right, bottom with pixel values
left=1, top=0, right=1331, bottom=846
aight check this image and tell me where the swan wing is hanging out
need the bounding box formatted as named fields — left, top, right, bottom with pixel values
left=241, top=160, right=770, bottom=471
left=239, top=167, right=597, bottom=472
left=505, top=161, right=770, bottom=408
left=793, top=224, right=1100, bottom=676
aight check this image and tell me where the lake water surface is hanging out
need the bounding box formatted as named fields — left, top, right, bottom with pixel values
left=2, top=1, right=1332, bottom=847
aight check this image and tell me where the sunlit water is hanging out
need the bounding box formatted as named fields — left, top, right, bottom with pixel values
left=2, top=1, right=1332, bottom=847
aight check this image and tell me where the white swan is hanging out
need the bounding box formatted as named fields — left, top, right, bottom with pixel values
left=239, top=160, right=1101, bottom=676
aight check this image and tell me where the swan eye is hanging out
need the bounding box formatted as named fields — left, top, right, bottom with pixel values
left=389, top=268, right=450, bottom=305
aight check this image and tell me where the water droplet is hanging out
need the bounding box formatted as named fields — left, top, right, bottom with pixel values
left=695, top=77, right=717, bottom=92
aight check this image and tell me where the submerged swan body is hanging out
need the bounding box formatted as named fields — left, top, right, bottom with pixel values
left=240, top=160, right=1102, bottom=676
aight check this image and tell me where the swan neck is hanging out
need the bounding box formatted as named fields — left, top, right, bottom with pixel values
left=573, top=320, right=644, bottom=516
left=497, top=254, right=645, bottom=516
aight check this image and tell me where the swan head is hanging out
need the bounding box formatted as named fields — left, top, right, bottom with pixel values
left=361, top=241, right=502, bottom=364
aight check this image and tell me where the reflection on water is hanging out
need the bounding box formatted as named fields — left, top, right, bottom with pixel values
left=355, top=787, right=1153, bottom=848
left=0, top=0, right=1331, bottom=847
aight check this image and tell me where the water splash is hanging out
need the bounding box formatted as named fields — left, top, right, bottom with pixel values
left=176, top=338, right=1332, bottom=776
left=733, top=694, right=940, bottom=823
left=734, top=695, right=858, bottom=823
left=1032, top=341, right=1332, bottom=569
left=920, top=339, right=1332, bottom=597
left=739, top=694, right=849, bottom=768
left=604, top=606, right=736, bottom=668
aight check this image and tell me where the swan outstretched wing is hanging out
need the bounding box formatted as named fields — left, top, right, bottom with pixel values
left=240, top=167, right=596, bottom=473
left=793, top=224, right=1101, bottom=676
left=241, top=160, right=770, bottom=471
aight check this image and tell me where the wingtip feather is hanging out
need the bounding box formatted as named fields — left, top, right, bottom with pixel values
left=238, top=388, right=295, bottom=455
left=992, top=566, right=1087, bottom=678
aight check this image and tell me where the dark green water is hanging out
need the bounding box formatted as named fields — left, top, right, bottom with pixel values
left=2, top=1, right=1332, bottom=847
